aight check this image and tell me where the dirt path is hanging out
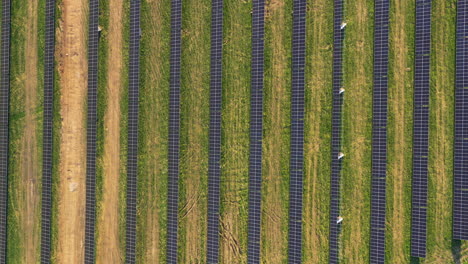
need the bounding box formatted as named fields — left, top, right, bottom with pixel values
left=261, top=0, right=290, bottom=262
left=55, top=0, right=87, bottom=262
left=341, top=0, right=373, bottom=262
left=96, top=0, right=124, bottom=262
left=17, top=1, right=41, bottom=262
left=178, top=0, right=210, bottom=261
left=387, top=0, right=412, bottom=262
left=302, top=0, right=332, bottom=263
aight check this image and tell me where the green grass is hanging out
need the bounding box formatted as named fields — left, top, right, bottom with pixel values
left=384, top=0, right=414, bottom=262
left=177, top=0, right=211, bottom=261
left=94, top=0, right=110, bottom=257
left=136, top=0, right=170, bottom=262
left=7, top=0, right=28, bottom=260
left=219, top=0, right=251, bottom=262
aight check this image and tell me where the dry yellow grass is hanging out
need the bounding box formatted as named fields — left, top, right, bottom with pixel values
left=303, top=0, right=333, bottom=262
left=340, top=0, right=373, bottom=262
left=261, top=0, right=291, bottom=262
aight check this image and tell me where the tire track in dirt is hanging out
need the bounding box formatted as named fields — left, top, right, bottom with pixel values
left=96, top=0, right=124, bottom=262
left=303, top=0, right=332, bottom=262
left=261, top=0, right=290, bottom=262
left=55, top=0, right=87, bottom=262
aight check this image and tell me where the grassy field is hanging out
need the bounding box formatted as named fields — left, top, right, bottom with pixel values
left=219, top=0, right=251, bottom=262
left=302, top=0, right=333, bottom=262
left=178, top=0, right=211, bottom=261
left=260, top=0, right=292, bottom=262
left=136, top=0, right=170, bottom=262
left=385, top=0, right=414, bottom=263
left=340, top=0, right=374, bottom=263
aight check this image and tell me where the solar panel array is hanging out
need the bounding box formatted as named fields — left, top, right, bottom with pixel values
left=454, top=0, right=468, bottom=242
left=410, top=0, right=431, bottom=258
left=84, top=0, right=99, bottom=262
left=329, top=1, right=344, bottom=263
left=40, top=0, right=56, bottom=263
left=0, top=0, right=10, bottom=261
left=206, top=0, right=223, bottom=262
left=369, top=1, right=390, bottom=263
left=167, top=0, right=181, bottom=262
left=288, top=0, right=305, bottom=262
left=125, top=0, right=141, bottom=262
left=247, top=0, right=264, bottom=262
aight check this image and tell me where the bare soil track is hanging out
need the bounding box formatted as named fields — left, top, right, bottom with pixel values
left=96, top=0, right=124, bottom=262
left=55, top=0, right=87, bottom=262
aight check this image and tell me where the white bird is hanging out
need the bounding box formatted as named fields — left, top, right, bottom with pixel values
left=340, top=22, right=347, bottom=30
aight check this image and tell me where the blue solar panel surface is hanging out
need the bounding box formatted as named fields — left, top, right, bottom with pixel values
left=454, top=0, right=468, bottom=242
left=329, top=1, right=344, bottom=263
left=206, top=0, right=223, bottom=262
left=247, top=0, right=264, bottom=262
left=167, top=0, right=181, bottom=262
left=288, top=0, right=305, bottom=262
left=84, top=0, right=99, bottom=262
left=0, top=0, right=10, bottom=261
left=370, top=0, right=390, bottom=263
left=410, top=0, right=431, bottom=258
left=125, top=0, right=140, bottom=263
left=40, top=0, right=56, bottom=263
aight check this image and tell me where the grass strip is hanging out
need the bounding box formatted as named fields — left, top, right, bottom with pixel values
left=219, top=0, right=251, bottom=262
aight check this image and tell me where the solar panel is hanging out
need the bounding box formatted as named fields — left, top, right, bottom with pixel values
left=40, top=0, right=56, bottom=263
left=329, top=1, right=344, bottom=263
left=125, top=0, right=141, bottom=263
left=247, top=0, right=264, bottom=262
left=166, top=0, right=181, bottom=262
left=0, top=0, right=11, bottom=261
left=454, top=0, right=468, bottom=242
left=206, top=0, right=223, bottom=262
left=84, top=0, right=99, bottom=262
left=288, top=0, right=305, bottom=262
left=369, top=0, right=390, bottom=263
left=410, top=0, right=431, bottom=258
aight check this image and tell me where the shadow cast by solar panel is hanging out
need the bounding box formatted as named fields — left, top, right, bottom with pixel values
left=410, top=256, right=420, bottom=264
left=451, top=239, right=462, bottom=264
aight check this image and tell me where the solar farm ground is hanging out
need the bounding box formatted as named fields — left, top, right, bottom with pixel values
left=3, top=0, right=468, bottom=263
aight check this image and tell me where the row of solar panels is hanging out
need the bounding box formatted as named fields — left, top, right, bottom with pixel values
left=410, top=0, right=432, bottom=259
left=329, top=1, right=345, bottom=263
left=0, top=0, right=10, bottom=261
left=454, top=0, right=468, bottom=242
left=125, top=0, right=141, bottom=263
left=370, top=0, right=390, bottom=263
left=288, top=0, right=306, bottom=263
left=166, top=0, right=182, bottom=262
left=84, top=0, right=100, bottom=262
left=246, top=0, right=265, bottom=262
left=40, top=0, right=56, bottom=262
